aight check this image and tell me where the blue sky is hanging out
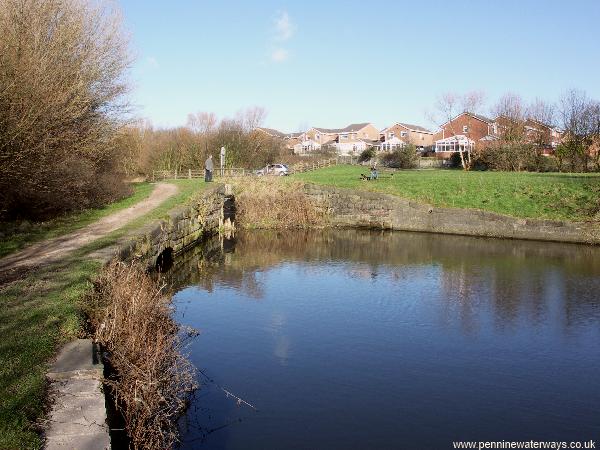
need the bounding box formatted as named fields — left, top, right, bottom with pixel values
left=122, top=0, right=600, bottom=131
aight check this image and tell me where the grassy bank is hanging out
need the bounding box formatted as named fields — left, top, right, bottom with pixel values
left=294, top=166, right=600, bottom=222
left=0, top=179, right=208, bottom=448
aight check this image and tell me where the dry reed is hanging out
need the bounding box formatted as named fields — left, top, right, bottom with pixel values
left=233, top=178, right=324, bottom=229
left=87, top=261, right=197, bottom=449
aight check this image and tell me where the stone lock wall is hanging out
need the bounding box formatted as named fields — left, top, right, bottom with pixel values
left=303, top=184, right=600, bottom=245
left=117, top=184, right=233, bottom=267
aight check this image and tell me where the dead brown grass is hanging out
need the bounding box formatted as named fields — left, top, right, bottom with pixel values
left=233, top=178, right=324, bottom=229
left=86, top=261, right=197, bottom=449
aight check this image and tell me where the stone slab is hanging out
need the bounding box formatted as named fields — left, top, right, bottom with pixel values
left=45, top=339, right=109, bottom=449
left=45, top=432, right=110, bottom=450
left=48, top=339, right=100, bottom=376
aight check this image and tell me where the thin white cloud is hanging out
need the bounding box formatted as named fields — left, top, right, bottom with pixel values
left=274, top=11, right=294, bottom=41
left=268, top=11, right=294, bottom=63
left=271, top=48, right=289, bottom=63
left=146, top=56, right=159, bottom=68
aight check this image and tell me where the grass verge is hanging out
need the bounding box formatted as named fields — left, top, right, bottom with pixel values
left=0, top=256, right=100, bottom=448
left=0, top=183, right=155, bottom=259
left=294, top=165, right=600, bottom=222
left=0, top=178, right=209, bottom=448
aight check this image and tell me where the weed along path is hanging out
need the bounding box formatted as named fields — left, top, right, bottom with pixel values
left=0, top=182, right=178, bottom=275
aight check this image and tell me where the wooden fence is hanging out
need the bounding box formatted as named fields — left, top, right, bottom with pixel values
left=151, top=155, right=442, bottom=181
left=152, top=168, right=251, bottom=181
left=291, top=157, right=353, bottom=173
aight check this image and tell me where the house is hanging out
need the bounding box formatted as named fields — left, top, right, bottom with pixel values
left=379, top=122, right=434, bottom=152
left=523, top=119, right=562, bottom=154
left=293, top=138, right=322, bottom=155
left=433, top=112, right=498, bottom=157
left=493, top=116, right=562, bottom=155
left=302, top=123, right=380, bottom=155
left=284, top=132, right=304, bottom=151
left=254, top=127, right=305, bottom=151
left=254, top=127, right=288, bottom=139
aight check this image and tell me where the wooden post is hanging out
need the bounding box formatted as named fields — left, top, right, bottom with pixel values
left=188, top=168, right=192, bottom=179
left=174, top=168, right=178, bottom=179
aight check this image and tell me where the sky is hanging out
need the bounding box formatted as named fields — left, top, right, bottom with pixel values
left=121, top=0, right=600, bottom=132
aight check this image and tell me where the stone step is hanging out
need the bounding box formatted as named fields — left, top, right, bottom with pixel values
left=45, top=339, right=110, bottom=450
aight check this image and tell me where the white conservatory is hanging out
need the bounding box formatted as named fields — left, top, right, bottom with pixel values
left=434, top=134, right=475, bottom=153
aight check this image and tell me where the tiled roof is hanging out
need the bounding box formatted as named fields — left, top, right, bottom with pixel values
left=466, top=112, right=494, bottom=123
left=255, top=127, right=287, bottom=138
left=396, top=122, right=433, bottom=133
left=313, top=123, right=372, bottom=133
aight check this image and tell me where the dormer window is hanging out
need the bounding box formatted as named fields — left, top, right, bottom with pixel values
left=463, top=125, right=469, bottom=133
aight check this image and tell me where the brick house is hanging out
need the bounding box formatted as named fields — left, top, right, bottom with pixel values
left=494, top=117, right=563, bottom=155
left=303, top=123, right=380, bottom=155
left=254, top=127, right=303, bottom=151
left=379, top=122, right=434, bottom=152
left=433, top=112, right=498, bottom=157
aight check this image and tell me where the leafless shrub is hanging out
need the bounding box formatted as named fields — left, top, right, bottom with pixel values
left=557, top=89, right=600, bottom=172
left=234, top=179, right=324, bottom=229
left=0, top=0, right=132, bottom=219
left=87, top=262, right=197, bottom=450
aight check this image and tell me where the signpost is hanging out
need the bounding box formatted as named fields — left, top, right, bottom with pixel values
left=220, top=146, right=226, bottom=177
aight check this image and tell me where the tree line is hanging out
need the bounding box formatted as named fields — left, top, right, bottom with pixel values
left=115, top=107, right=288, bottom=178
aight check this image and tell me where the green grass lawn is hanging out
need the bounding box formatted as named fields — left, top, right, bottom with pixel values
left=0, top=178, right=208, bottom=448
left=294, top=166, right=600, bottom=222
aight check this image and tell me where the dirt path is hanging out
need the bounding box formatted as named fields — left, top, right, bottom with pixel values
left=0, top=183, right=178, bottom=274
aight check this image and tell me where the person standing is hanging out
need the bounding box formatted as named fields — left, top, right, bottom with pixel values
left=205, top=154, right=213, bottom=182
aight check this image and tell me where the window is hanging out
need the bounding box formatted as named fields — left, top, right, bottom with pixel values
left=389, top=132, right=395, bottom=139
left=316, top=133, right=320, bottom=140
left=341, top=134, right=348, bottom=139
left=401, top=131, right=407, bottom=137
left=463, top=125, right=469, bottom=133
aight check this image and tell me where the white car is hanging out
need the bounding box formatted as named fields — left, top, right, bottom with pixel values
left=256, top=164, right=289, bottom=176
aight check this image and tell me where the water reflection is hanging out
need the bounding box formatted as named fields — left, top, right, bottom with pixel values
left=170, top=229, right=600, bottom=333
left=169, top=229, right=600, bottom=450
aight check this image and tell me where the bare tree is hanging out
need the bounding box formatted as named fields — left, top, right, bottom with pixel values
left=186, top=112, right=217, bottom=134
left=526, top=98, right=555, bottom=126
left=558, top=89, right=595, bottom=172
left=588, top=101, right=600, bottom=171
left=431, top=91, right=485, bottom=170
left=236, top=106, right=267, bottom=132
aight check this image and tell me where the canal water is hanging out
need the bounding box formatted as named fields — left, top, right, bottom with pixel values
left=168, top=229, right=600, bottom=449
